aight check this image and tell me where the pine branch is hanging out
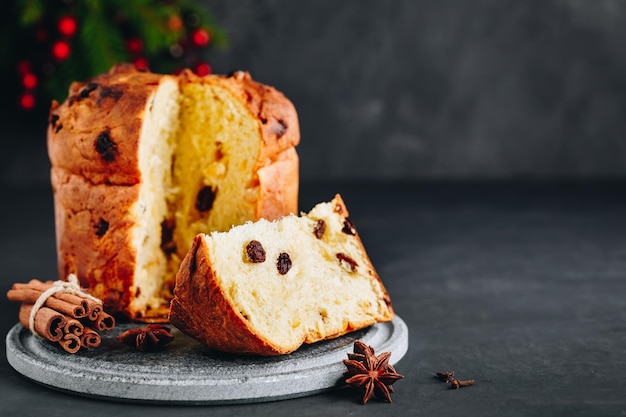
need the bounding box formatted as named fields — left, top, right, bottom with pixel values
left=7, top=0, right=228, bottom=110
left=116, top=0, right=175, bottom=54
left=179, top=0, right=228, bottom=49
left=79, top=3, right=130, bottom=75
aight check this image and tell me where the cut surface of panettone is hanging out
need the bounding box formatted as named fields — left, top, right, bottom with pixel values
left=169, top=194, right=394, bottom=356
left=47, top=64, right=300, bottom=322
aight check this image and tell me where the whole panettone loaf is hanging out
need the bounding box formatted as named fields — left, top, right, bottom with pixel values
left=47, top=64, right=300, bottom=322
left=169, top=194, right=394, bottom=356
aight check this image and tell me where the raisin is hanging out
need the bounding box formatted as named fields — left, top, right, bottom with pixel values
left=245, top=240, right=266, bottom=263
left=78, top=82, right=99, bottom=99
left=313, top=219, right=326, bottom=239
left=94, top=218, right=109, bottom=237
left=337, top=253, right=358, bottom=272
left=342, top=218, right=356, bottom=235
left=277, top=252, right=292, bottom=275
left=160, top=218, right=176, bottom=255
left=99, top=86, right=123, bottom=101
left=95, top=130, right=118, bottom=162
left=195, top=186, right=217, bottom=212
left=49, top=114, right=62, bottom=132
left=82, top=82, right=99, bottom=96
left=215, top=142, right=224, bottom=161
left=243, top=91, right=253, bottom=104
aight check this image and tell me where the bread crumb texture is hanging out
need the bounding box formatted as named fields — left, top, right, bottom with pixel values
left=170, top=194, right=394, bottom=355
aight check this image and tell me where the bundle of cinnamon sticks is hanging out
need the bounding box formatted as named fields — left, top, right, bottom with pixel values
left=6, top=278, right=115, bottom=353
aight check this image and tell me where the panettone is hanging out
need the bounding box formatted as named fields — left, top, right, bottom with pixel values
left=169, top=194, right=394, bottom=355
left=47, top=64, right=300, bottom=322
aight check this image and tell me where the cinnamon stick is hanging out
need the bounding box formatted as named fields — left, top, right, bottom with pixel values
left=9, top=277, right=114, bottom=353
left=7, top=288, right=88, bottom=319
left=18, top=304, right=66, bottom=342
left=64, top=318, right=84, bottom=336
left=94, top=311, right=116, bottom=331
left=12, top=280, right=93, bottom=315
left=17, top=280, right=92, bottom=306
left=17, top=280, right=89, bottom=304
left=86, top=301, right=102, bottom=321
left=59, top=333, right=82, bottom=354
left=80, top=328, right=101, bottom=348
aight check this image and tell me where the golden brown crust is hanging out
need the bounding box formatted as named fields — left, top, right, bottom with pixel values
left=47, top=64, right=300, bottom=321
left=47, top=66, right=300, bottom=186
left=47, top=65, right=168, bottom=185
left=169, top=235, right=284, bottom=355
left=51, top=167, right=138, bottom=314
left=256, top=147, right=299, bottom=219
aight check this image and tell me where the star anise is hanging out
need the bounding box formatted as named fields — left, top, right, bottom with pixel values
left=343, top=340, right=404, bottom=404
left=117, top=324, right=174, bottom=351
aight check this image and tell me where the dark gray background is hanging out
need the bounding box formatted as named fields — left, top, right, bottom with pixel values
left=3, top=0, right=626, bottom=186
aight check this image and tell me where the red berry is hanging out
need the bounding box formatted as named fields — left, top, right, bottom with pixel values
left=133, top=57, right=149, bottom=70
left=191, top=28, right=210, bottom=47
left=22, top=73, right=38, bottom=89
left=58, top=16, right=77, bottom=37
left=195, top=62, right=212, bottom=76
left=52, top=41, right=71, bottom=61
left=19, top=93, right=36, bottom=110
left=127, top=38, right=143, bottom=54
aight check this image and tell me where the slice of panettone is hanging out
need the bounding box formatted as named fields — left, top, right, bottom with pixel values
left=169, top=194, right=394, bottom=355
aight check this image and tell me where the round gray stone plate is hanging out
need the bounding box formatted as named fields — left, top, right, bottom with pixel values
left=6, top=315, right=408, bottom=404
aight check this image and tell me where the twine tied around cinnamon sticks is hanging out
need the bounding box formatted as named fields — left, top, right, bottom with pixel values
left=28, top=274, right=101, bottom=337
left=6, top=276, right=116, bottom=353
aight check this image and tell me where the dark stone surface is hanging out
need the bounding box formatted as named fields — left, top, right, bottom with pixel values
left=3, top=1, right=626, bottom=186
left=5, top=319, right=406, bottom=403
left=1, top=181, right=626, bottom=416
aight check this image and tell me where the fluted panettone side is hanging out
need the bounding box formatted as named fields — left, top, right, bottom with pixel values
left=47, top=64, right=300, bottom=321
